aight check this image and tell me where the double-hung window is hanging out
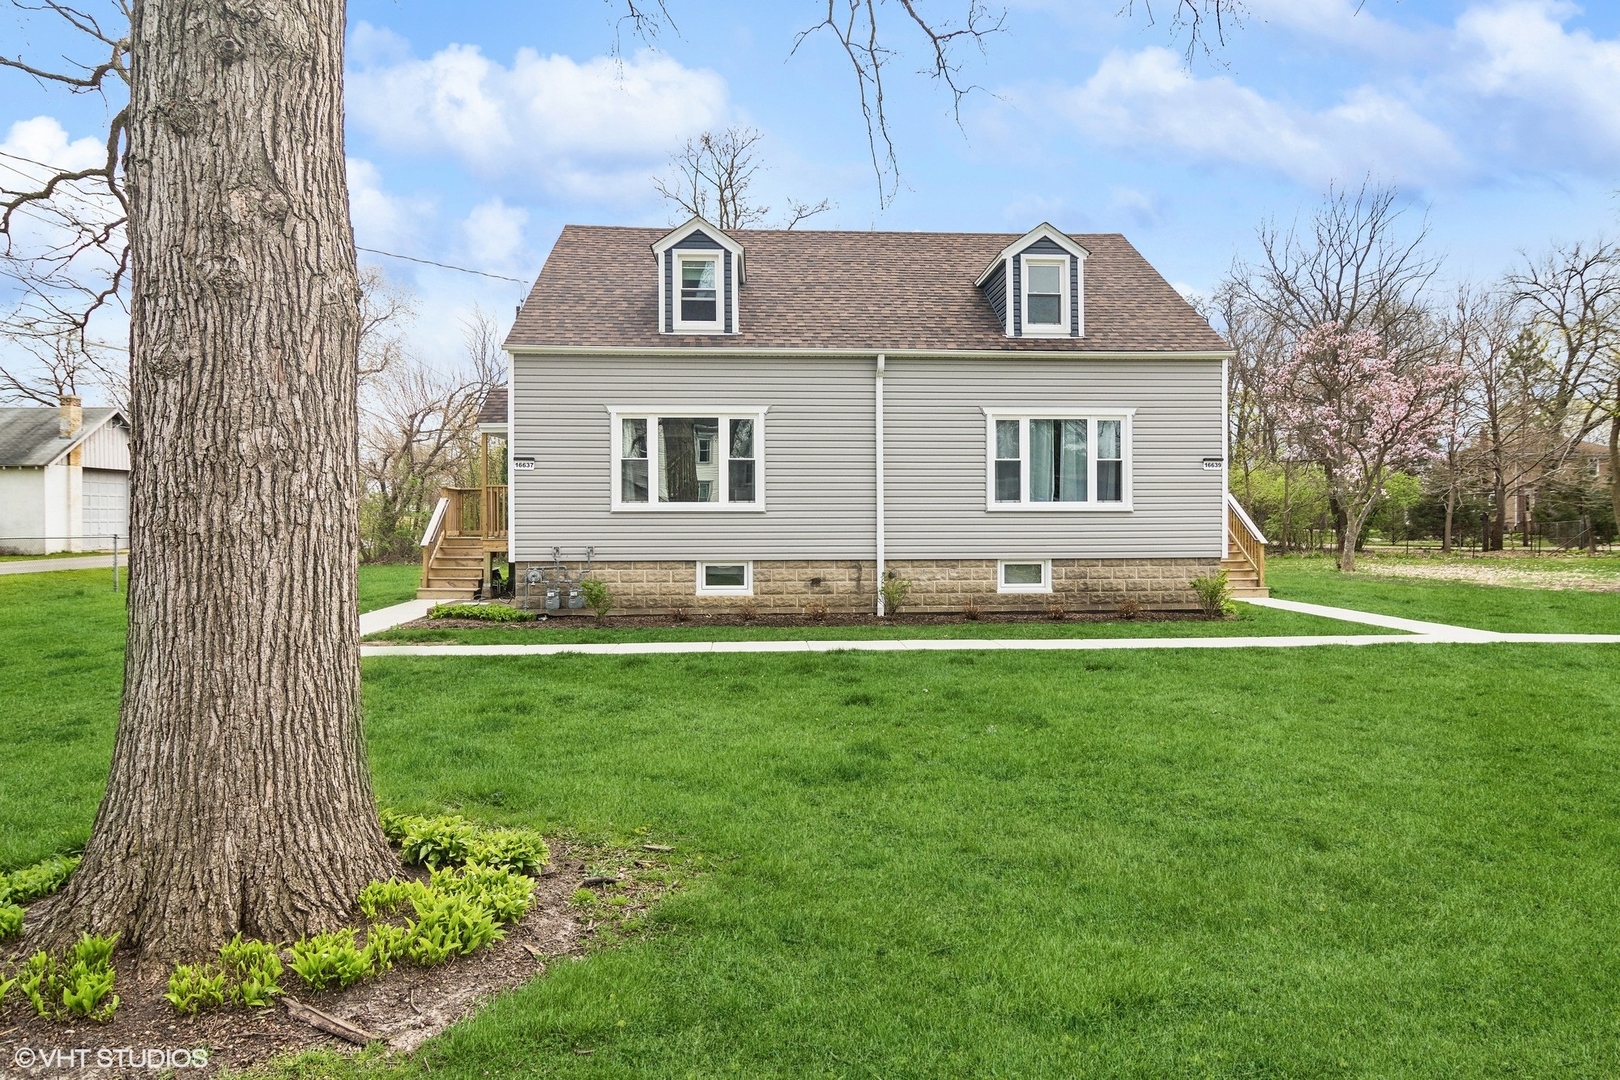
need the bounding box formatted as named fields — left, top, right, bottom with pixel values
left=1021, top=256, right=1069, bottom=335
left=675, top=254, right=721, bottom=331
left=986, top=411, right=1132, bottom=510
left=612, top=410, right=763, bottom=510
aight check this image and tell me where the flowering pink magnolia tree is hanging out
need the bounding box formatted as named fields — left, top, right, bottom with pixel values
left=1274, top=323, right=1462, bottom=571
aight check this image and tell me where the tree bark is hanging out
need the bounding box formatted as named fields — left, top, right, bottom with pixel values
left=1338, top=495, right=1380, bottom=573
left=1492, top=474, right=1507, bottom=553
left=31, top=0, right=397, bottom=959
left=1443, top=482, right=1455, bottom=553
left=1609, top=411, right=1620, bottom=549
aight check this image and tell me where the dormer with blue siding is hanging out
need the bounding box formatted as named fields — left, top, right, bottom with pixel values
left=652, top=217, right=745, bottom=335
left=973, top=224, right=1089, bottom=339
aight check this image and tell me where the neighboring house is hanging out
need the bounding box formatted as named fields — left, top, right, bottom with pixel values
left=421, top=218, right=1265, bottom=608
left=0, top=396, right=132, bottom=554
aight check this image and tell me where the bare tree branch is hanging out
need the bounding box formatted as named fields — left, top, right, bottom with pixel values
left=604, top=0, right=677, bottom=61
left=654, top=127, right=834, bottom=230
left=358, top=306, right=505, bottom=560
left=782, top=197, right=834, bottom=230
left=0, top=0, right=130, bottom=399
left=1126, top=0, right=1248, bottom=63
left=357, top=266, right=416, bottom=384
left=793, top=1, right=1003, bottom=208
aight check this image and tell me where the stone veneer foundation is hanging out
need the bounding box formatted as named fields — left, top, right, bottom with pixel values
left=515, top=557, right=1219, bottom=615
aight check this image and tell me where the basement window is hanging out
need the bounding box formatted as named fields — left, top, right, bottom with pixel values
left=697, top=562, right=753, bottom=595
left=998, top=560, right=1051, bottom=594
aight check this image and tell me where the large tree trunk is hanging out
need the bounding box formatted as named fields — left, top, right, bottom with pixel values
left=1443, top=481, right=1455, bottom=553
left=32, top=0, right=397, bottom=958
left=1609, top=412, right=1620, bottom=548
left=1338, top=494, right=1379, bottom=573
left=1492, top=474, right=1507, bottom=552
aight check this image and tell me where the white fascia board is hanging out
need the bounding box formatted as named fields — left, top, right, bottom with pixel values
left=972, top=224, right=1090, bottom=288
left=651, top=215, right=745, bottom=277
left=508, top=345, right=1233, bottom=361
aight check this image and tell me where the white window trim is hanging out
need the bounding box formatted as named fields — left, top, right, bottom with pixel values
left=997, top=559, right=1052, bottom=594
left=1020, top=255, right=1071, bottom=338
left=608, top=406, right=767, bottom=513
left=696, top=561, right=754, bottom=596
left=982, top=408, right=1135, bottom=512
left=672, top=251, right=725, bottom=334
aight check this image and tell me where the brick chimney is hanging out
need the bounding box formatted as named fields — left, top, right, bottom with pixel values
left=59, top=393, right=82, bottom=438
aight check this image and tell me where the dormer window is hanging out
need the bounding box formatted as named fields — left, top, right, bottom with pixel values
left=654, top=217, right=745, bottom=335
left=1022, top=256, right=1069, bottom=335
left=975, top=224, right=1088, bottom=339
left=679, top=256, right=720, bottom=327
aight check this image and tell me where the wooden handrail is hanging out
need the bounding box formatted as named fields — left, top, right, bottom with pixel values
left=420, top=495, right=450, bottom=587
left=1226, top=494, right=1266, bottom=587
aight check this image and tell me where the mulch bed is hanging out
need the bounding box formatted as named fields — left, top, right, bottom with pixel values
left=1, top=842, right=679, bottom=1077
left=410, top=610, right=1217, bottom=631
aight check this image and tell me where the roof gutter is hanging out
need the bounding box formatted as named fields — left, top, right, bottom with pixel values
left=505, top=345, right=1233, bottom=361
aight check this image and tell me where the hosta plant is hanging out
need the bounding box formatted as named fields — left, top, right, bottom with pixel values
left=164, top=964, right=226, bottom=1016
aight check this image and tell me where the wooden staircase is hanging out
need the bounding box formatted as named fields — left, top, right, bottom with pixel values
left=1223, top=494, right=1270, bottom=598
left=417, top=486, right=508, bottom=600
left=420, top=535, right=484, bottom=600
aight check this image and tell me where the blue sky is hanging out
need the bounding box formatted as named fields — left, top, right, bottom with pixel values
left=5, top=0, right=1620, bottom=371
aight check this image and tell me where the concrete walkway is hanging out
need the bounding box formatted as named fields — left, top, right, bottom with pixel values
left=360, top=598, right=434, bottom=637
left=1237, top=596, right=1502, bottom=642
left=0, top=554, right=124, bottom=576
left=356, top=594, right=1620, bottom=659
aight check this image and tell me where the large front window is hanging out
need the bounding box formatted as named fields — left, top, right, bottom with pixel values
left=678, top=256, right=719, bottom=327
left=613, top=411, right=763, bottom=509
left=987, top=412, right=1131, bottom=509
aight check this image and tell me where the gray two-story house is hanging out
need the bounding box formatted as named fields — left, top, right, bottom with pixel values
left=423, top=218, right=1266, bottom=612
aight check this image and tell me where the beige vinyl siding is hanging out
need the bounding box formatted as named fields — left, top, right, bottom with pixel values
left=511, top=354, right=876, bottom=561
left=883, top=358, right=1225, bottom=560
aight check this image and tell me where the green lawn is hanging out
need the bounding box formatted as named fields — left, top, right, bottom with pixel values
left=5, top=570, right=1620, bottom=1078
left=368, top=602, right=1380, bottom=645
left=359, top=563, right=422, bottom=613
left=0, top=565, right=411, bottom=867
left=1268, top=556, right=1620, bottom=634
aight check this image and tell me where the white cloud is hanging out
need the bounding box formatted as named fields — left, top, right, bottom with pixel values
left=1060, top=47, right=1462, bottom=186
left=347, top=157, right=435, bottom=252
left=1451, top=0, right=1620, bottom=162
left=458, top=199, right=530, bottom=273
left=1238, top=0, right=1423, bottom=52
left=0, top=116, right=106, bottom=200
left=1109, top=186, right=1163, bottom=228
left=348, top=44, right=729, bottom=199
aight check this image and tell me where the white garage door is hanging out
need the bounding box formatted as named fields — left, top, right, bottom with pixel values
left=82, top=469, right=129, bottom=550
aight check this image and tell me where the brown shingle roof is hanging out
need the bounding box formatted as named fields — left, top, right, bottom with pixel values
left=477, top=386, right=507, bottom=426
left=505, top=226, right=1228, bottom=354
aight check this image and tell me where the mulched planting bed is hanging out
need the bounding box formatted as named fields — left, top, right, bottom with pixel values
left=410, top=610, right=1217, bottom=631
left=0, top=842, right=680, bottom=1077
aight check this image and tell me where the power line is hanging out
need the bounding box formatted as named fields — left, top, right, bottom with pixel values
left=357, top=246, right=530, bottom=285
left=1, top=165, right=531, bottom=288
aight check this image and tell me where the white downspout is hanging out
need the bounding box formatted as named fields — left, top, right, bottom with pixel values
left=875, top=352, right=886, bottom=616
left=1221, top=354, right=1230, bottom=561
